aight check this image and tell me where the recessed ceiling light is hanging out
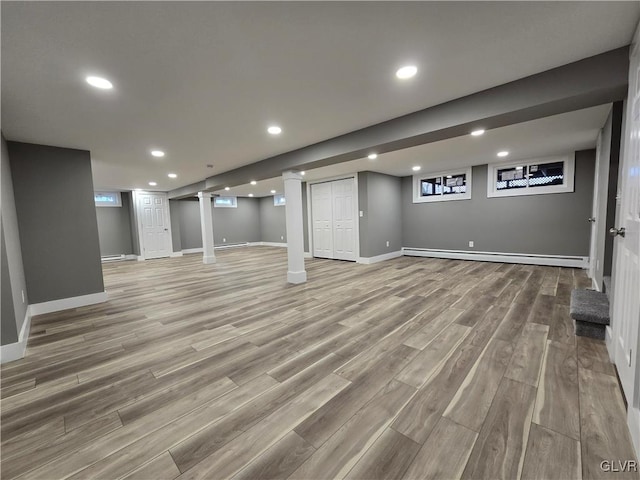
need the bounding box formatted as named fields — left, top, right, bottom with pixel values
left=248, top=193, right=254, bottom=197
left=497, top=151, right=509, bottom=157
left=368, top=153, right=378, bottom=160
left=168, top=173, right=177, bottom=179
left=516, top=166, right=523, bottom=170
left=270, top=190, right=276, bottom=194
left=267, top=126, right=282, bottom=135
left=224, top=187, right=230, bottom=191
left=446, top=175, right=452, bottom=178
left=250, top=180, right=257, bottom=185
left=148, top=181, right=157, bottom=186
left=135, top=188, right=143, bottom=191
left=471, top=129, right=485, bottom=136
left=86, top=76, right=113, bottom=89
left=300, top=171, right=305, bottom=176
left=412, top=166, right=421, bottom=171
left=151, top=150, right=165, bottom=158
left=396, top=65, right=417, bottom=79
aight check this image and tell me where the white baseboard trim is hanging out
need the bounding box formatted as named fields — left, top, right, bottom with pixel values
left=101, top=254, right=137, bottom=263
left=287, top=270, right=307, bottom=284
left=402, top=247, right=589, bottom=268
left=260, top=242, right=288, bottom=248
left=170, top=252, right=183, bottom=258
left=629, top=406, right=640, bottom=462
left=136, top=255, right=145, bottom=261
left=304, top=252, right=312, bottom=258
left=592, top=277, right=601, bottom=291
left=29, top=291, right=108, bottom=316
left=357, top=251, right=403, bottom=265
left=1, top=309, right=31, bottom=364
left=215, top=242, right=249, bottom=250
left=182, top=248, right=203, bottom=254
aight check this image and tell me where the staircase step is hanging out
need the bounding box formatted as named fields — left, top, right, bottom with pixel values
left=570, top=289, right=610, bottom=340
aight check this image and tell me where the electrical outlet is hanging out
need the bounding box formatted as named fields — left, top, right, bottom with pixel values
left=359, top=211, right=364, bottom=217
left=223, top=238, right=226, bottom=242
left=281, top=235, right=284, bottom=240
left=386, top=241, right=390, bottom=247
left=469, top=241, right=474, bottom=248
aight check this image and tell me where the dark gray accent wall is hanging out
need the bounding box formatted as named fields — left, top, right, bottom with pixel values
left=1, top=133, right=28, bottom=345
left=359, top=172, right=403, bottom=258
left=169, top=199, right=182, bottom=253
left=402, top=151, right=596, bottom=256
left=128, top=196, right=140, bottom=256
left=95, top=192, right=134, bottom=257
left=8, top=141, right=104, bottom=304
left=173, top=197, right=261, bottom=249
left=260, top=197, right=287, bottom=243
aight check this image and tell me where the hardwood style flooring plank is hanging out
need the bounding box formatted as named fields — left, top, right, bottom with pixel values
left=521, top=423, right=582, bottom=480
left=505, top=322, right=549, bottom=387
left=533, top=340, right=580, bottom=440
left=402, top=417, right=477, bottom=480
left=344, top=428, right=420, bottom=480
left=231, top=431, right=316, bottom=480
left=461, top=378, right=537, bottom=480
left=443, top=338, right=514, bottom=432
left=0, top=248, right=636, bottom=480
left=579, top=368, right=639, bottom=480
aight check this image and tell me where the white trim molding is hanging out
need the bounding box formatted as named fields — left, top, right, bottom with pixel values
left=29, top=291, right=108, bottom=316
left=182, top=247, right=204, bottom=254
left=358, top=251, right=403, bottom=264
left=402, top=247, right=588, bottom=268
left=170, top=252, right=183, bottom=258
left=258, top=242, right=287, bottom=248
left=628, top=405, right=640, bottom=461
left=0, top=309, right=31, bottom=364
left=487, top=154, right=574, bottom=198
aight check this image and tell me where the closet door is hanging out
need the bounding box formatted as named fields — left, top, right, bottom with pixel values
left=332, top=178, right=356, bottom=261
left=311, top=182, right=333, bottom=258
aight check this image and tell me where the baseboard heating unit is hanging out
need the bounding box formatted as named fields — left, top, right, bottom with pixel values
left=401, top=247, right=588, bottom=268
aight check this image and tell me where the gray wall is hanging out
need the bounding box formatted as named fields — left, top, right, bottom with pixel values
left=8, top=141, right=104, bottom=304
left=1, top=134, right=29, bottom=345
left=359, top=171, right=403, bottom=257
left=260, top=196, right=287, bottom=243
left=172, top=197, right=261, bottom=249
left=95, top=192, right=134, bottom=256
left=169, top=199, right=182, bottom=253
left=402, top=150, right=596, bottom=256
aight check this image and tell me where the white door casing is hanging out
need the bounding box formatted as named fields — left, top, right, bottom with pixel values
left=588, top=131, right=603, bottom=284
left=136, top=192, right=172, bottom=260
left=609, top=23, right=640, bottom=457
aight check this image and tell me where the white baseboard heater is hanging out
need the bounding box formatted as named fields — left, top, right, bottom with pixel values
left=402, top=247, right=589, bottom=268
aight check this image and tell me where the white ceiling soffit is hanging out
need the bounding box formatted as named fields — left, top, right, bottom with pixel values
left=2, top=2, right=638, bottom=192
left=223, top=104, right=611, bottom=197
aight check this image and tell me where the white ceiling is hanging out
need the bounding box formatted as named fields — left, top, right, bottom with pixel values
left=2, top=2, right=638, bottom=192
left=217, top=104, right=612, bottom=197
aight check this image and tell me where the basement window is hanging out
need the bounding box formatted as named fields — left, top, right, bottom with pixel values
left=487, top=155, right=574, bottom=198
left=413, top=168, right=472, bottom=203
left=94, top=191, right=121, bottom=207
left=274, top=194, right=286, bottom=206
left=214, top=196, right=237, bottom=208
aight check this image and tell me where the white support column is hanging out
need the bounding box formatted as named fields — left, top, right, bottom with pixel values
left=283, top=171, right=307, bottom=284
left=198, top=192, right=216, bottom=264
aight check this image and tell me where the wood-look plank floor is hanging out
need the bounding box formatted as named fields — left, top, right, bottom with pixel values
left=1, top=247, right=638, bottom=480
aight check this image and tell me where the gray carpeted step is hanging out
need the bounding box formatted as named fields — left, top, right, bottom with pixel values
left=570, top=289, right=610, bottom=340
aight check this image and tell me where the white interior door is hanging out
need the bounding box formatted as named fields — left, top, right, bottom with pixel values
left=332, top=178, right=356, bottom=261
left=611, top=34, right=640, bottom=413
left=312, top=182, right=333, bottom=259
left=138, top=192, right=171, bottom=259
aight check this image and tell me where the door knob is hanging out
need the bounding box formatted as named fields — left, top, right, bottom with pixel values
left=588, top=217, right=596, bottom=223
left=609, top=227, right=626, bottom=237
